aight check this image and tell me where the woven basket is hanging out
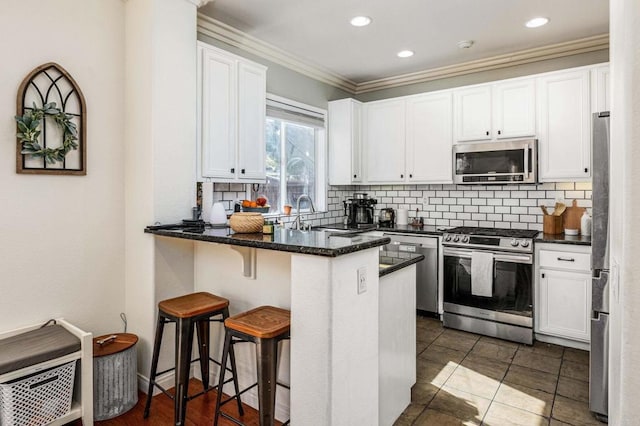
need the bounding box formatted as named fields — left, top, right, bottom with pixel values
left=229, top=213, right=264, bottom=233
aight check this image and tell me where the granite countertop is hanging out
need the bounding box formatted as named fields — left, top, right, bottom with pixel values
left=378, top=246, right=425, bottom=277
left=317, top=223, right=445, bottom=236
left=145, top=225, right=390, bottom=257
left=535, top=233, right=592, bottom=246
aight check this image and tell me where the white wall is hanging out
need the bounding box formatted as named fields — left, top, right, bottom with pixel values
left=124, top=0, right=198, bottom=380
left=0, top=1, right=126, bottom=335
left=609, top=0, right=640, bottom=423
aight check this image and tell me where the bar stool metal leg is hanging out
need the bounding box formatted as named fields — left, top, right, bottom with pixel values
left=255, top=338, right=279, bottom=426
left=213, top=332, right=233, bottom=426
left=144, top=316, right=166, bottom=418
left=196, top=319, right=210, bottom=391
left=174, top=317, right=195, bottom=426
left=224, top=307, right=245, bottom=416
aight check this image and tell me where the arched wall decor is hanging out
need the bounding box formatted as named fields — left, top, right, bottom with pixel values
left=15, top=62, right=86, bottom=175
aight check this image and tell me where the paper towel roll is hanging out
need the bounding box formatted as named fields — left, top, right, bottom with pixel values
left=201, top=182, right=213, bottom=222
left=396, top=208, right=408, bottom=225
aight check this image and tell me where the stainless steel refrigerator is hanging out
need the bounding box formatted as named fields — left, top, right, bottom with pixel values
left=590, top=111, right=610, bottom=419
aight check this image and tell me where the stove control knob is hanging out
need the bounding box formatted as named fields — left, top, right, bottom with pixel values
left=510, top=239, right=519, bottom=247
left=462, top=236, right=469, bottom=243
left=453, top=235, right=460, bottom=242
left=520, top=240, right=530, bottom=248
left=444, top=235, right=451, bottom=242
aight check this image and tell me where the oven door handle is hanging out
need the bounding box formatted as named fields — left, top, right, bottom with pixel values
left=443, top=247, right=532, bottom=264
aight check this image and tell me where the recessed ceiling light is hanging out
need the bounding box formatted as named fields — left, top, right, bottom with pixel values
left=350, top=16, right=372, bottom=27
left=397, top=50, right=414, bottom=58
left=457, top=40, right=474, bottom=49
left=525, top=17, right=549, bottom=28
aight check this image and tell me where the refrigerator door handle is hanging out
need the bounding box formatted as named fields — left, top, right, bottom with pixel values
left=592, top=271, right=610, bottom=314
left=590, top=312, right=609, bottom=416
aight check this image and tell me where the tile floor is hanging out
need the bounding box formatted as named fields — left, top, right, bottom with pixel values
left=394, top=316, right=606, bottom=426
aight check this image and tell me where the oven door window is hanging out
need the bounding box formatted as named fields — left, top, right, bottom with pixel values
left=444, top=255, right=532, bottom=317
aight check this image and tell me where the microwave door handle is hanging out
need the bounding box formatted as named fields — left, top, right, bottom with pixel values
left=524, top=147, right=529, bottom=177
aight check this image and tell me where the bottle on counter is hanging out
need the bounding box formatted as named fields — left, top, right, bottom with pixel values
left=263, top=220, right=274, bottom=234
left=581, top=211, right=592, bottom=236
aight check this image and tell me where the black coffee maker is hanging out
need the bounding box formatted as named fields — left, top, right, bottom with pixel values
left=343, top=193, right=377, bottom=228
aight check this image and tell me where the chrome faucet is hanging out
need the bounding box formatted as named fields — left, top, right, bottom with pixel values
left=292, top=194, right=315, bottom=230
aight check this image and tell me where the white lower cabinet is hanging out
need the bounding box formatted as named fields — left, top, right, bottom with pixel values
left=535, top=243, right=592, bottom=345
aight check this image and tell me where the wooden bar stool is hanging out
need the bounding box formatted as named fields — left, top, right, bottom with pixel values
left=213, top=305, right=291, bottom=426
left=144, top=292, right=243, bottom=426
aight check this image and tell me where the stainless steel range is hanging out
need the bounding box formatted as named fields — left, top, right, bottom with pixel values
left=442, top=227, right=538, bottom=344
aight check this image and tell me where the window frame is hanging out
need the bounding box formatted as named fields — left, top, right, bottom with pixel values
left=248, top=94, right=327, bottom=216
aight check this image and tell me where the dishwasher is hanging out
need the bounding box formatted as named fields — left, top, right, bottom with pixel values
left=384, top=233, right=439, bottom=315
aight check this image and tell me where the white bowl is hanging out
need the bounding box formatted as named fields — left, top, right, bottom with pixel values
left=564, top=228, right=579, bottom=235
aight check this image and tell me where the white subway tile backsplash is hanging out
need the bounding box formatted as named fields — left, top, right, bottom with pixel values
left=211, top=182, right=591, bottom=230
left=565, top=191, right=585, bottom=199
left=575, top=182, right=593, bottom=190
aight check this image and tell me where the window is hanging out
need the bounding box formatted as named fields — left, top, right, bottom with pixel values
left=251, top=95, right=326, bottom=214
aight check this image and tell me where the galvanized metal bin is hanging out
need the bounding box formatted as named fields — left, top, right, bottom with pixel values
left=93, top=333, right=138, bottom=421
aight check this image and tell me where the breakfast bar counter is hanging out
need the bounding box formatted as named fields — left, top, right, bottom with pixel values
left=147, top=225, right=413, bottom=425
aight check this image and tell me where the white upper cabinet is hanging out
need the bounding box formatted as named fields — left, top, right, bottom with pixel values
left=364, top=99, right=406, bottom=183
left=406, top=92, right=453, bottom=183
left=493, top=79, right=536, bottom=139
left=237, top=61, right=267, bottom=180
left=454, top=86, right=492, bottom=141
left=454, top=80, right=535, bottom=142
left=328, top=99, right=362, bottom=185
left=591, top=65, right=610, bottom=113
left=197, top=42, right=267, bottom=182
left=537, top=69, right=591, bottom=181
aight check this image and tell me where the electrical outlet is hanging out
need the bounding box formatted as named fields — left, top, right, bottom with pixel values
left=357, top=267, right=367, bottom=294
left=422, top=197, right=429, bottom=209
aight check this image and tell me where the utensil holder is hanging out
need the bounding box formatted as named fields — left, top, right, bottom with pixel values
left=543, top=215, right=563, bottom=234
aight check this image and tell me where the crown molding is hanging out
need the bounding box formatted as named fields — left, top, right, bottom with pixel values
left=196, top=15, right=609, bottom=96
left=197, top=14, right=358, bottom=93
left=355, top=34, right=610, bottom=94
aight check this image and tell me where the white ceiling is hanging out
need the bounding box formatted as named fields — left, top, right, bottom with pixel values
left=199, top=0, right=609, bottom=84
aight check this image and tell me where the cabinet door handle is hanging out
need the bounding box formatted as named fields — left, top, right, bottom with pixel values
left=557, top=257, right=575, bottom=262
left=541, top=273, right=545, bottom=278
left=585, top=168, right=589, bottom=173
left=409, top=174, right=413, bottom=178
left=498, top=130, right=501, bottom=135
left=353, top=174, right=357, bottom=178
left=400, top=174, right=404, bottom=179
left=486, top=131, right=490, bottom=136
left=241, top=169, right=245, bottom=174
left=230, top=168, right=235, bottom=173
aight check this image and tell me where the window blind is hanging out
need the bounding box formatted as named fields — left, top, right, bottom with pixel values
left=266, top=98, right=325, bottom=128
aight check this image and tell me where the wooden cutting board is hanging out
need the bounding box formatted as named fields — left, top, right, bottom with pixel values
left=562, top=199, right=586, bottom=232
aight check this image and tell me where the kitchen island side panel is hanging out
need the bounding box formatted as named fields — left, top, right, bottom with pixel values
left=291, top=248, right=380, bottom=426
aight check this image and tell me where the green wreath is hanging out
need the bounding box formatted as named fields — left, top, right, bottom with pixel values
left=15, top=102, right=78, bottom=164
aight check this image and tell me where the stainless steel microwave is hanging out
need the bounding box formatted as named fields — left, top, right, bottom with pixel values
left=452, top=139, right=538, bottom=184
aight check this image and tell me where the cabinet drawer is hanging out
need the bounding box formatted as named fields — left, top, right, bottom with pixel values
left=538, top=250, right=590, bottom=271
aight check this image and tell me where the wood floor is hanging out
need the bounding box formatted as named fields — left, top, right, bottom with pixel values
left=67, top=379, right=282, bottom=426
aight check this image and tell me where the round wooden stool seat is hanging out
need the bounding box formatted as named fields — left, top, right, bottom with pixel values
left=158, top=292, right=229, bottom=318
left=225, top=306, right=291, bottom=339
